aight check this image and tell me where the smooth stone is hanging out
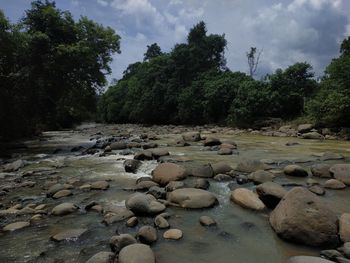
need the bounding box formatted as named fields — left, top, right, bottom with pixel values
left=135, top=181, right=159, bottom=190
left=256, top=182, right=287, bottom=208
left=47, top=183, right=65, bottom=197
left=126, top=216, right=138, bottom=227
left=230, top=188, right=265, bottom=211
left=165, top=181, right=185, bottom=192
left=51, top=228, right=87, bottom=242
left=320, top=152, right=344, bottom=161
left=52, top=189, right=72, bottom=199
left=311, top=164, right=332, bottom=178
left=297, top=124, right=313, bottom=133
left=182, top=132, right=201, bottom=142
left=110, top=141, right=127, bottom=150
left=124, top=159, right=141, bottom=173
left=138, top=225, right=158, bottom=244
left=125, top=193, right=166, bottom=215
left=308, top=185, right=325, bottom=196
left=283, top=164, right=308, bottom=177
left=90, top=181, right=109, bottom=190
left=236, top=159, right=269, bottom=173
left=103, top=207, right=134, bottom=225
left=163, top=229, right=183, bottom=240
left=248, top=170, right=275, bottom=185
left=324, top=179, right=346, bottom=189
left=154, top=215, right=169, bottom=229
left=213, top=174, right=232, bottom=181
left=204, top=137, right=221, bottom=146
left=118, top=244, right=155, bottom=263
left=109, top=234, right=137, bottom=253
left=150, top=148, right=169, bottom=159
left=152, top=163, right=188, bottom=185
left=211, top=162, right=233, bottom=175
left=199, top=216, right=216, bottom=226
left=339, top=213, right=350, bottom=242
left=217, top=148, right=232, bottom=155
left=190, top=178, right=210, bottom=190
left=147, top=186, right=166, bottom=199
left=320, top=250, right=343, bottom=261
left=190, top=164, right=214, bottom=178
left=287, top=256, right=333, bottom=263
left=134, top=150, right=153, bottom=160
left=167, top=188, right=218, bottom=209
left=301, top=132, right=324, bottom=140
left=330, top=164, right=350, bottom=185
left=52, top=203, right=78, bottom=216
left=3, top=221, right=30, bottom=231
left=85, top=252, right=114, bottom=263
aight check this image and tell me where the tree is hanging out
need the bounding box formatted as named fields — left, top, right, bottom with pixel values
left=246, top=47, right=262, bottom=77
left=143, top=43, right=162, bottom=61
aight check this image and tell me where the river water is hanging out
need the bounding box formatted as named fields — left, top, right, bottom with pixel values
left=1, top=124, right=350, bottom=263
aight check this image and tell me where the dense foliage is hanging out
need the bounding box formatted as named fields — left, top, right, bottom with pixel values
left=0, top=1, right=120, bottom=139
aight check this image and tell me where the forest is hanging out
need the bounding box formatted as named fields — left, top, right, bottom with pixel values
left=1, top=0, right=350, bottom=140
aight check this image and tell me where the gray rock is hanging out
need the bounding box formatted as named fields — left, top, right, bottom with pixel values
left=163, top=229, right=183, bottom=240
left=182, top=132, right=201, bottom=142
left=301, top=132, right=324, bottom=140
left=167, top=188, right=218, bottom=209
left=52, top=203, right=78, bottom=216
left=125, top=193, right=166, bottom=215
left=85, top=252, right=114, bottom=263
left=311, top=164, right=332, bottom=178
left=256, top=182, right=287, bottom=208
left=236, top=159, right=269, bottom=173
left=211, top=162, right=233, bottom=175
left=330, top=164, right=350, bottom=185
left=152, top=163, right=188, bottom=185
left=138, top=225, right=157, bottom=244
left=213, top=174, right=232, bottom=181
left=231, top=188, right=266, bottom=211
left=190, top=164, right=214, bottom=178
left=154, top=215, right=169, bottom=229
left=110, top=141, right=127, bottom=150
left=283, top=164, right=308, bottom=177
left=3, top=221, right=30, bottom=231
left=324, top=179, right=346, bottom=189
left=109, top=234, right=137, bottom=253
left=199, top=216, right=216, bottom=226
left=287, top=256, right=334, bottom=263
left=51, top=228, right=87, bottom=242
left=124, top=159, right=141, bottom=173
left=339, top=213, right=350, bottom=242
left=248, top=170, right=275, bottom=185
left=118, top=244, right=155, bottom=263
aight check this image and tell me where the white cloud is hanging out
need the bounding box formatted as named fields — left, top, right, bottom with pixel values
left=97, top=0, right=109, bottom=7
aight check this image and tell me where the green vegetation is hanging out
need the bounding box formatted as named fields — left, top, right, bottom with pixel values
left=0, top=1, right=120, bottom=139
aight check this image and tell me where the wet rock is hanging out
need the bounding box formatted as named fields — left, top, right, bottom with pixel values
left=138, top=225, right=157, bottom=244
left=311, top=164, right=332, bottom=178
left=286, top=141, right=300, bottom=146
left=125, top=193, right=166, bottom=215
left=320, top=152, right=344, bottom=161
left=211, top=162, right=233, bottom=175
left=339, top=213, right=350, bottom=242
left=189, top=178, right=210, bottom=190
left=3, top=221, right=30, bottom=231
left=154, top=215, right=169, bottom=229
left=52, top=203, right=78, bottom=216
left=287, top=256, right=334, bottom=263
left=190, top=164, right=214, bottom=178
left=324, top=179, right=346, bottom=189
left=147, top=186, right=166, bottom=199
left=204, top=137, right=221, bottom=146
left=320, top=250, right=343, bottom=261
left=182, top=132, right=201, bottom=142
left=230, top=188, right=265, bottom=211
left=118, top=244, right=155, bottom=263
left=283, top=164, right=308, bottom=177
left=52, top=189, right=72, bottom=199
left=330, top=164, right=350, bottom=185
left=47, top=183, right=65, bottom=197
left=91, top=180, right=109, bottom=190
left=213, top=174, right=232, bottom=181
left=102, top=207, right=134, bottom=225
left=163, top=229, right=183, bottom=240
left=51, top=228, right=87, bottom=242
left=85, top=252, right=114, bottom=263
left=301, top=132, right=324, bottom=140
left=308, top=185, right=325, bottom=196
left=150, top=148, right=169, bottom=159
left=297, top=124, right=313, bottom=133
left=110, top=141, right=127, bottom=150
left=109, top=234, right=137, bottom=253
left=269, top=187, right=339, bottom=247
left=236, top=159, right=269, bottom=173
left=2, top=159, right=25, bottom=172
left=199, top=216, right=216, bottom=226
left=256, top=182, right=287, bottom=208
left=338, top=242, right=350, bottom=258
left=172, top=138, right=190, bottom=147
left=217, top=148, right=232, bottom=155
left=220, top=142, right=237, bottom=149
left=152, top=163, right=188, bottom=185
left=337, top=257, right=350, bottom=263
left=126, top=216, right=138, bottom=227
left=248, top=170, right=275, bottom=185
left=168, top=188, right=218, bottom=208
left=143, top=143, right=158, bottom=150
left=80, top=184, right=91, bottom=190
left=134, top=150, right=153, bottom=161
left=165, top=181, right=185, bottom=192
left=124, top=159, right=141, bottom=173
left=236, top=174, right=249, bottom=185
left=135, top=181, right=159, bottom=191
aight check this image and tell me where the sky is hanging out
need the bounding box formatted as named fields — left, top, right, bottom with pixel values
left=1, top=0, right=350, bottom=80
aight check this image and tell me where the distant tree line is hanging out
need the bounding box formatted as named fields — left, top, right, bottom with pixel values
left=100, top=21, right=350, bottom=128
left=0, top=0, right=120, bottom=139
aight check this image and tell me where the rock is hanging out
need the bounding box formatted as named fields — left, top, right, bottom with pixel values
left=52, top=203, right=78, bottom=216
left=211, top=162, right=232, bottom=175
left=172, top=138, right=190, bottom=147
left=337, top=257, right=350, bottom=263
left=236, top=174, right=249, bottom=185
left=190, top=178, right=210, bottom=190
left=338, top=242, right=350, bottom=258
left=236, top=159, right=269, bottom=173
left=256, top=182, right=287, bottom=208
left=286, top=141, right=300, bottom=146
left=190, top=164, right=214, bottom=178
left=110, top=141, right=127, bottom=150
left=339, top=214, right=350, bottom=242
left=204, top=137, right=221, bottom=146
left=182, top=132, right=201, bottom=142
left=85, top=252, right=114, bottom=263
left=126, top=216, right=138, bottom=227
left=269, top=187, right=339, bottom=247
left=135, top=181, right=159, bottom=190
left=248, top=170, right=275, bottom=185
left=3, top=221, right=30, bottom=231
left=167, top=188, right=218, bottom=209
left=125, top=193, right=166, bottom=215
left=51, top=228, right=87, bottom=242
left=109, top=234, right=137, bottom=253
left=118, top=244, right=155, bottom=263
left=102, top=207, right=134, bottom=225
left=91, top=181, right=109, bottom=190
left=147, top=186, right=166, bottom=199
left=52, top=189, right=72, bottom=199
left=213, top=174, right=232, bottom=181
left=138, top=225, right=157, bottom=244
left=150, top=148, right=169, bottom=159
left=217, top=148, right=232, bottom=155
left=298, top=124, right=313, bottom=133
left=134, top=150, right=153, bottom=160
left=165, top=181, right=185, bottom=192
left=324, top=179, right=346, bottom=189
left=124, top=159, right=141, bottom=173
left=320, top=152, right=344, bottom=161
left=152, top=163, right=188, bottom=185
left=287, top=256, right=334, bottom=263
left=284, top=165, right=308, bottom=177
left=3, top=159, right=25, bottom=172
left=163, top=229, right=183, bottom=240
left=308, top=185, right=325, bottom=195
left=311, top=164, right=332, bottom=178
left=220, top=142, right=237, bottom=149
left=154, top=215, right=169, bottom=229
left=301, top=132, right=324, bottom=140
left=320, top=250, right=344, bottom=261
left=230, top=188, right=265, bottom=211
left=199, top=216, right=216, bottom=226
left=143, top=143, right=158, bottom=150
left=47, top=183, right=65, bottom=197
left=330, top=164, right=350, bottom=185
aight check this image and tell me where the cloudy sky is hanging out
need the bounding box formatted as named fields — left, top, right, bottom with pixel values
left=1, top=0, right=350, bottom=80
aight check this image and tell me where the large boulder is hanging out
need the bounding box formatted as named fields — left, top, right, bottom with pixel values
left=190, top=164, right=214, bottom=178
left=236, top=159, right=269, bottom=173
left=339, top=213, right=350, bottom=242
left=152, top=163, right=188, bottom=185
left=287, top=256, right=334, bottom=263
left=182, top=132, right=201, bottom=142
left=269, top=187, right=339, bottom=247
left=167, top=188, right=218, bottom=209
left=125, top=193, right=165, bottom=215
left=248, top=170, right=275, bottom=185
left=283, top=165, right=308, bottom=177
left=118, top=244, right=155, bottom=263
left=330, top=164, right=350, bottom=185
left=297, top=124, right=313, bottom=133
left=230, top=188, right=265, bottom=211
left=256, top=182, right=287, bottom=208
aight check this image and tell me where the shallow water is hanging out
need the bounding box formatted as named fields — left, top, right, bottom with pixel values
left=1, top=125, right=350, bottom=263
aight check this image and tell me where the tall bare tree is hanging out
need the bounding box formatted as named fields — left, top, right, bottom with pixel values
left=246, top=47, right=262, bottom=77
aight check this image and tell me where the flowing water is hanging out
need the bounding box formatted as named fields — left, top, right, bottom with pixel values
left=1, top=124, right=350, bottom=263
